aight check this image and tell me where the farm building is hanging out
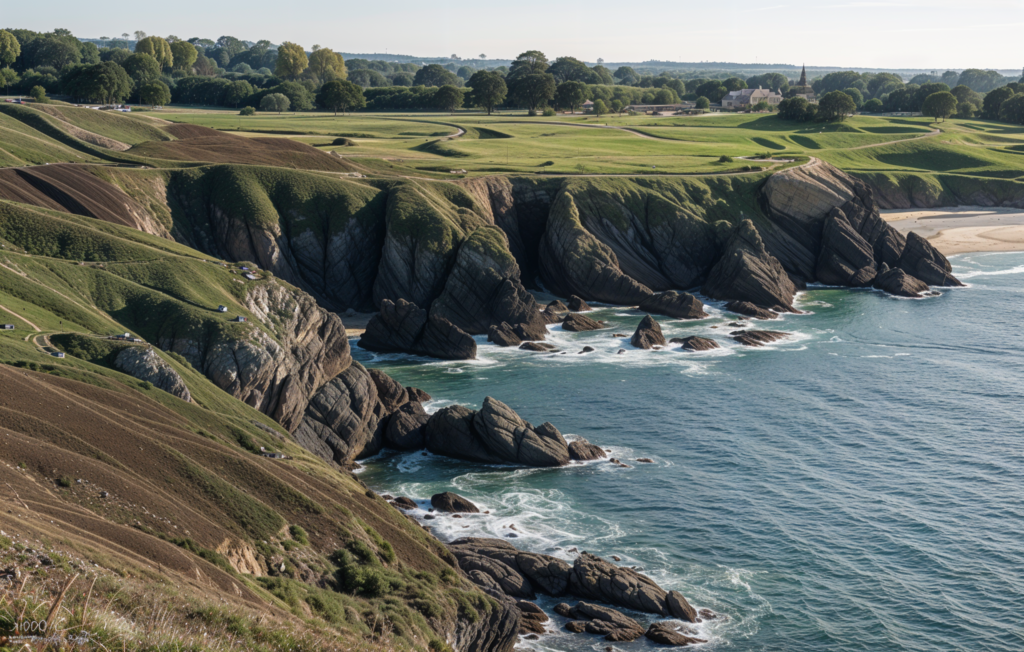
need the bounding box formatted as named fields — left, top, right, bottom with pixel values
left=721, top=87, right=783, bottom=110
left=235, top=316, right=247, bottom=322
left=218, top=305, right=228, bottom=312
left=2, top=324, right=13, bottom=330
left=52, top=351, right=65, bottom=358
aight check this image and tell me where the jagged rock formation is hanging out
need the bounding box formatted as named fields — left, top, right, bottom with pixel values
left=359, top=298, right=477, bottom=360
left=731, top=330, right=789, bottom=347
left=646, top=621, right=707, bottom=646
left=114, top=347, right=191, bottom=402
left=631, top=315, right=667, bottom=349
left=725, top=300, right=779, bottom=320
left=899, top=232, right=963, bottom=286
left=562, top=313, right=603, bottom=332
left=672, top=336, right=720, bottom=352
left=703, top=220, right=797, bottom=311
left=638, top=291, right=708, bottom=319
left=874, top=264, right=931, bottom=297
left=425, top=398, right=570, bottom=467
left=292, top=363, right=385, bottom=465
left=556, top=602, right=645, bottom=641
left=568, top=437, right=606, bottom=461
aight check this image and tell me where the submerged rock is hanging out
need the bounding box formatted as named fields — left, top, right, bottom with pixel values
left=520, top=341, right=557, bottom=352
left=557, top=602, right=645, bottom=642
left=724, top=300, right=778, bottom=320
left=873, top=264, right=930, bottom=297
left=631, top=315, right=666, bottom=349
left=431, top=491, right=480, bottom=514
left=488, top=322, right=522, bottom=347
left=731, top=330, right=788, bottom=347
left=638, top=290, right=708, bottom=320
left=672, top=336, right=720, bottom=352
left=568, top=437, right=607, bottom=461
left=645, top=621, right=707, bottom=646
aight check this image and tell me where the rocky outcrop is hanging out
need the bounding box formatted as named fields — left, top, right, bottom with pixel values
left=568, top=296, right=592, bottom=312
left=646, top=621, right=706, bottom=646
left=638, top=291, right=708, bottom=319
left=899, top=232, right=962, bottom=286
left=631, top=315, right=666, bottom=349
left=816, top=208, right=878, bottom=286
left=873, top=264, right=930, bottom=297
left=725, top=300, right=778, bottom=320
left=568, top=437, right=606, bottom=461
left=562, top=313, right=603, bottom=332
left=702, top=220, right=796, bottom=312
left=448, top=591, right=521, bottom=652
left=359, top=298, right=477, bottom=360
left=520, top=342, right=557, bottom=352
left=556, top=602, right=645, bottom=642
left=424, top=398, right=570, bottom=467
left=569, top=552, right=670, bottom=615
left=431, top=492, right=480, bottom=513
left=487, top=322, right=522, bottom=347
left=666, top=591, right=699, bottom=623
left=384, top=402, right=429, bottom=450
left=114, top=347, right=191, bottom=402
left=672, top=336, right=720, bottom=352
left=449, top=538, right=573, bottom=597
left=517, top=601, right=549, bottom=634
left=731, top=330, right=788, bottom=347
left=292, top=363, right=384, bottom=465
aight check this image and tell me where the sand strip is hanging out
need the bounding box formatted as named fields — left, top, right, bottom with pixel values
left=882, top=207, right=1024, bottom=255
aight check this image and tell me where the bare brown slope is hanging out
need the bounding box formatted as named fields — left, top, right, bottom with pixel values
left=0, top=164, right=168, bottom=236
left=131, top=126, right=353, bottom=171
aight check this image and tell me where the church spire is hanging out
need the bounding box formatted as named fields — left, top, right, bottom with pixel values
left=798, top=64, right=807, bottom=87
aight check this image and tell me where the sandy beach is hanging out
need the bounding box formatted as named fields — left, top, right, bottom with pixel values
left=882, top=207, right=1024, bottom=255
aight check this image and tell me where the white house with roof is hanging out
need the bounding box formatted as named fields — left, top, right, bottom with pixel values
left=721, top=87, right=783, bottom=110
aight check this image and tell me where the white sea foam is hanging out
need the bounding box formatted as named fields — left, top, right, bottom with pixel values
left=957, top=264, right=1024, bottom=279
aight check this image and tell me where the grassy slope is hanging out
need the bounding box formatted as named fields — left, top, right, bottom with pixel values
left=30, top=103, right=175, bottom=145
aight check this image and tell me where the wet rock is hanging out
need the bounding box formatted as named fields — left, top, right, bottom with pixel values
left=384, top=401, right=429, bottom=450
left=558, top=602, right=645, bottom=642
left=367, top=368, right=427, bottom=413
left=612, top=333, right=627, bottom=338
left=456, top=550, right=535, bottom=598
left=562, top=313, right=603, bottom=332
left=360, top=298, right=477, bottom=360
left=638, top=291, right=708, bottom=320
left=431, top=491, right=480, bottom=514
left=698, top=608, right=724, bottom=621
left=450, top=538, right=573, bottom=596
left=702, top=220, right=796, bottom=312
left=673, top=336, right=720, bottom=352
left=724, top=301, right=778, bottom=319
left=631, top=315, right=666, bottom=349
left=731, top=330, right=788, bottom=347
left=517, top=601, right=549, bottom=634
left=617, top=349, right=626, bottom=354
left=568, top=438, right=607, bottom=461
left=488, top=322, right=522, bottom=347
left=636, top=458, right=654, bottom=464
left=393, top=496, right=418, bottom=510
left=645, top=621, right=707, bottom=646
left=540, top=305, right=564, bottom=324
left=899, top=232, right=962, bottom=287
left=816, top=208, right=877, bottom=287
left=424, top=398, right=570, bottom=467
left=569, top=552, right=670, bottom=615
left=873, top=264, right=930, bottom=298
left=520, top=341, right=557, bottom=352
left=579, top=346, right=595, bottom=354
left=114, top=347, right=192, bottom=402
left=568, top=296, right=592, bottom=312
left=547, top=300, right=569, bottom=312
left=667, top=590, right=698, bottom=623
left=514, top=320, right=549, bottom=342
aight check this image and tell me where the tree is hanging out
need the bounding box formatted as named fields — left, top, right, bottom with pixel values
left=123, top=53, right=161, bottom=99
left=777, top=96, right=811, bottom=121
left=0, top=68, right=18, bottom=96
left=135, top=36, right=173, bottom=68
left=414, top=64, right=459, bottom=87
left=466, top=70, right=507, bottom=115
left=818, top=90, right=857, bottom=121
left=275, top=42, right=308, bottom=79
left=170, top=40, right=197, bottom=73
left=309, top=48, right=346, bottom=81
left=62, top=61, right=132, bottom=104
left=866, top=72, right=904, bottom=98
left=29, top=85, right=46, bottom=103
left=0, top=29, right=20, bottom=70
left=510, top=73, right=556, bottom=114
left=548, top=56, right=591, bottom=83
left=554, top=80, right=590, bottom=113
left=862, top=98, right=884, bottom=113
left=652, top=88, right=676, bottom=105
left=261, top=92, right=290, bottom=114
left=982, top=86, right=1016, bottom=119
left=434, top=85, right=463, bottom=114
left=223, top=80, right=254, bottom=107
left=813, top=70, right=863, bottom=95
left=140, top=80, right=170, bottom=107
left=842, top=87, right=864, bottom=108
left=752, top=100, right=770, bottom=112
left=723, top=77, right=747, bottom=92
left=610, top=99, right=624, bottom=114
left=592, top=99, right=608, bottom=116
left=240, top=105, right=255, bottom=116
left=317, top=79, right=364, bottom=115
left=591, top=65, right=614, bottom=85
left=133, top=31, right=147, bottom=41
left=921, top=91, right=957, bottom=122
left=694, top=80, right=728, bottom=103
left=28, top=34, right=82, bottom=70
left=614, top=66, right=639, bottom=85
left=695, top=96, right=710, bottom=111
left=507, top=50, right=548, bottom=81
left=958, top=68, right=1007, bottom=93
left=998, top=94, right=1024, bottom=125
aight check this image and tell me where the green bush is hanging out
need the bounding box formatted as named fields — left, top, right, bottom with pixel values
left=542, top=107, right=556, bottom=117
left=58, top=475, right=73, bottom=487
left=332, top=137, right=356, bottom=146
left=289, top=524, right=309, bottom=545
left=239, top=106, right=255, bottom=116
left=719, top=155, right=733, bottom=163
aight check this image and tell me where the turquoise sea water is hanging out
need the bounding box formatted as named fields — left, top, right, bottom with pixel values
left=353, top=252, right=1024, bottom=652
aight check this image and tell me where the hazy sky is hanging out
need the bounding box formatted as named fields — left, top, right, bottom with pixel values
left=6, top=0, right=1022, bottom=69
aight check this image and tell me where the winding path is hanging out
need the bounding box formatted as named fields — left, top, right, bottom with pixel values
left=0, top=304, right=39, bottom=331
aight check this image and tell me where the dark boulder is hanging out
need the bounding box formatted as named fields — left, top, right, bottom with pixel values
left=540, top=305, right=564, bottom=324
left=568, top=437, right=607, bottom=461
left=667, top=590, right=699, bottom=623
left=562, top=313, right=603, bottom=332
left=673, top=336, right=720, bottom=352
left=488, top=322, right=522, bottom=347
left=568, top=295, right=592, bottom=312
left=873, top=264, right=930, bottom=298
left=547, top=299, right=569, bottom=312
left=431, top=491, right=480, bottom=514
left=638, top=291, right=708, bottom=320
left=569, top=552, right=670, bottom=615
left=520, top=342, right=557, bottom=352
left=702, top=220, right=797, bottom=312
left=731, top=330, right=788, bottom=347
left=360, top=298, right=477, bottom=360
left=724, top=301, right=778, bottom=320
left=453, top=551, right=535, bottom=599
left=293, top=363, right=384, bottom=465
left=393, top=496, right=418, bottom=510
left=514, top=320, right=549, bottom=342
left=899, top=232, right=962, bottom=287
left=384, top=401, right=429, bottom=450
left=645, top=621, right=707, bottom=646
left=631, top=315, right=666, bottom=349
left=557, top=602, right=645, bottom=642
left=517, top=601, right=548, bottom=634
left=449, top=538, right=572, bottom=596
left=816, top=208, right=877, bottom=286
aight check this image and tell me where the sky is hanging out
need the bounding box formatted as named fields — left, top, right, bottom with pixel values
left=6, top=0, right=1022, bottom=70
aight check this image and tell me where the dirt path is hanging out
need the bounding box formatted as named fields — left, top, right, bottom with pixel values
left=848, top=128, right=940, bottom=150
left=0, top=304, right=40, bottom=331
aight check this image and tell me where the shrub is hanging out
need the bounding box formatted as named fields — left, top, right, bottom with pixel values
left=718, top=155, right=733, bottom=163
left=542, top=106, right=556, bottom=117
left=332, top=137, right=356, bottom=146
left=58, top=476, right=73, bottom=487
left=289, top=524, right=309, bottom=545
left=239, top=106, right=255, bottom=116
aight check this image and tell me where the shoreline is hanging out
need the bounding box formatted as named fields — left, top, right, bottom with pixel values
left=882, top=206, right=1024, bottom=255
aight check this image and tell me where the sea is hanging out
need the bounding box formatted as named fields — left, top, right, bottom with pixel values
left=352, top=251, right=1024, bottom=652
